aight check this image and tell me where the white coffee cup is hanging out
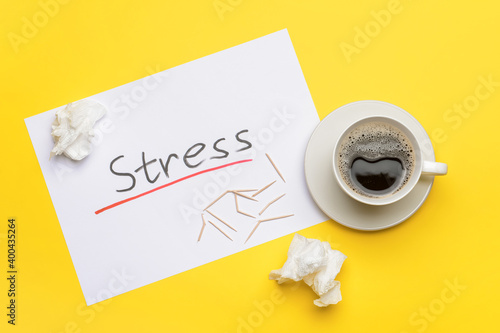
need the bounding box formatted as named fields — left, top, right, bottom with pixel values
left=332, top=115, right=447, bottom=205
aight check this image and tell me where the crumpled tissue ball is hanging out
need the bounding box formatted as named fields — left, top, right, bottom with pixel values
left=269, top=234, right=347, bottom=307
left=50, top=99, right=107, bottom=161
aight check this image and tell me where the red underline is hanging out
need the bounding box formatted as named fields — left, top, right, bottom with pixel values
left=95, top=159, right=253, bottom=215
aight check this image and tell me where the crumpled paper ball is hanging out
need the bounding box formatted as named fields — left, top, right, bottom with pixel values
left=50, top=99, right=107, bottom=161
left=269, top=234, right=347, bottom=307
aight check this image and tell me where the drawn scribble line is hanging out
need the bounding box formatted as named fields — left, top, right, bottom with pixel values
left=95, top=159, right=253, bottom=215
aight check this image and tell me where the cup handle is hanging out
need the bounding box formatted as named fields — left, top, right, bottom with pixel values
left=422, top=161, right=448, bottom=176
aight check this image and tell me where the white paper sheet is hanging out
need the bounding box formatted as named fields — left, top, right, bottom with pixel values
left=25, top=29, right=326, bottom=305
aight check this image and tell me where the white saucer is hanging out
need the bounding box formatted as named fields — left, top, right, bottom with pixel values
left=304, top=100, right=435, bottom=231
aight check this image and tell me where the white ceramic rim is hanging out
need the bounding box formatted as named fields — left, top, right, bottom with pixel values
left=332, top=115, right=424, bottom=206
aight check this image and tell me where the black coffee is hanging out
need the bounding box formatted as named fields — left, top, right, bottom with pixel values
left=350, top=157, right=404, bottom=195
left=337, top=121, right=415, bottom=198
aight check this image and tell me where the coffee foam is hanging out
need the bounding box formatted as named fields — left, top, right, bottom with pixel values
left=338, top=121, right=415, bottom=198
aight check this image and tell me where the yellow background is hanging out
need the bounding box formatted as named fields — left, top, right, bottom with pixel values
left=1, top=0, right=499, bottom=332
